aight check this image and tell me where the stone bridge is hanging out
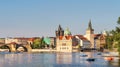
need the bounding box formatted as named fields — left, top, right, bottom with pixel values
left=0, top=42, right=32, bottom=52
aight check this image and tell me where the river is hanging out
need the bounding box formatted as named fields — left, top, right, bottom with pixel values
left=0, top=52, right=120, bottom=67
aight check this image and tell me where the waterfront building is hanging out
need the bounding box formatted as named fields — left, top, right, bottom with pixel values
left=5, top=37, right=18, bottom=44
left=5, top=37, right=34, bottom=45
left=73, top=20, right=107, bottom=50
left=0, top=38, right=5, bottom=45
left=74, top=35, right=91, bottom=49
left=55, top=21, right=107, bottom=52
left=56, top=25, right=72, bottom=52
left=94, top=32, right=107, bottom=49
left=84, top=20, right=95, bottom=48
left=49, top=37, right=56, bottom=48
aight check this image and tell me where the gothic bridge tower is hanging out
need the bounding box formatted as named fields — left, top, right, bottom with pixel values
left=55, top=25, right=64, bottom=37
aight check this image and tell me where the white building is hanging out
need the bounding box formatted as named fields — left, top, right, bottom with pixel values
left=75, top=35, right=91, bottom=49
left=5, top=37, right=18, bottom=44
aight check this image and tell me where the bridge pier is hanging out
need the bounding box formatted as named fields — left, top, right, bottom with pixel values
left=25, top=44, right=32, bottom=52
left=8, top=44, right=16, bottom=52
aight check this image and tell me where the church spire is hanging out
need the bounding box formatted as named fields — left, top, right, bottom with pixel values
left=87, top=19, right=93, bottom=30
left=58, top=24, right=63, bottom=31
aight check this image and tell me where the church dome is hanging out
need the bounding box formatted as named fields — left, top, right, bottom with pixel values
left=64, top=28, right=71, bottom=36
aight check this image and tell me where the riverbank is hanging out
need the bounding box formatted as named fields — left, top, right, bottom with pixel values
left=0, top=49, right=79, bottom=52
left=32, top=49, right=56, bottom=52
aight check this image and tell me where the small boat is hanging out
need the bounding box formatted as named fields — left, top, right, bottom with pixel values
left=104, top=57, right=114, bottom=61
left=86, top=58, right=95, bottom=62
left=81, top=54, right=88, bottom=57
left=97, top=52, right=102, bottom=55
left=80, top=52, right=88, bottom=57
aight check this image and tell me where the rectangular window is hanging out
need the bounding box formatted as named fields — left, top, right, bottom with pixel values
left=62, top=43, right=66, bottom=46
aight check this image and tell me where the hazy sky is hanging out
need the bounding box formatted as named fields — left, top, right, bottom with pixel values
left=0, top=0, right=120, bottom=37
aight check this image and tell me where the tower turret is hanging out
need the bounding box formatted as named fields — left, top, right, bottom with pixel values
left=55, top=25, right=64, bottom=37
left=85, top=20, right=94, bottom=48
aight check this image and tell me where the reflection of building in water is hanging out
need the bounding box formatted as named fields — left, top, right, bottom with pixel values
left=56, top=53, right=72, bottom=64
left=85, top=52, right=93, bottom=58
left=4, top=53, right=32, bottom=64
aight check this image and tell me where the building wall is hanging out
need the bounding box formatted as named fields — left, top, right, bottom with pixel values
left=5, top=38, right=28, bottom=45
left=85, top=30, right=94, bottom=48
left=50, top=37, right=56, bottom=47
left=82, top=41, right=91, bottom=48
left=56, top=37, right=72, bottom=52
left=95, top=39, right=100, bottom=49
left=95, top=35, right=106, bottom=49
left=5, top=38, right=18, bottom=44
left=0, top=38, right=5, bottom=44
left=79, top=39, right=91, bottom=48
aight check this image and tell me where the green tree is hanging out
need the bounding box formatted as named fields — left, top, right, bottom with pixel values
left=32, top=38, right=41, bottom=49
left=108, top=17, right=120, bottom=54
left=115, top=17, right=120, bottom=53
left=40, top=37, right=46, bottom=48
left=117, top=17, right=120, bottom=24
left=106, top=33, right=114, bottom=50
left=106, top=17, right=120, bottom=53
left=31, top=37, right=46, bottom=49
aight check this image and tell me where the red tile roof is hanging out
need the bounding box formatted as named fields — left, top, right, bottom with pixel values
left=9, top=42, right=17, bottom=45
left=74, top=35, right=88, bottom=41
left=94, top=34, right=103, bottom=39
left=28, top=38, right=34, bottom=41
left=58, top=36, right=72, bottom=40
left=65, top=36, right=72, bottom=40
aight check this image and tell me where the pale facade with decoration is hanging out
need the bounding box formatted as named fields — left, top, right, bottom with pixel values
left=56, top=25, right=72, bottom=52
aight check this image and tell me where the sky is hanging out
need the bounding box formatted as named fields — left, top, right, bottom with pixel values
left=0, top=0, right=120, bottom=37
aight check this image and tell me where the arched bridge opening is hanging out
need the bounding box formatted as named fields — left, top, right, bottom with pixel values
left=16, top=45, right=28, bottom=52
left=0, top=45, right=11, bottom=52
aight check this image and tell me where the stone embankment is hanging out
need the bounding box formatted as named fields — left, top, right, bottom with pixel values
left=32, top=49, right=57, bottom=52
left=0, top=49, right=9, bottom=52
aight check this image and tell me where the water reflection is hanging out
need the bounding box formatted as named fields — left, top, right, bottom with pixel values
left=0, top=52, right=120, bottom=67
left=56, top=53, right=72, bottom=64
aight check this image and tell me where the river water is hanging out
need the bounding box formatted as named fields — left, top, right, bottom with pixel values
left=0, top=52, right=120, bottom=67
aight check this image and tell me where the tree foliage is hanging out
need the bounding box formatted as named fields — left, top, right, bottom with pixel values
left=117, top=17, right=120, bottom=25
left=106, top=17, right=120, bottom=53
left=31, top=37, right=46, bottom=49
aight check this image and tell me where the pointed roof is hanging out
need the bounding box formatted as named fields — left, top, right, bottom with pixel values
left=87, top=20, right=93, bottom=31
left=58, top=24, right=63, bottom=31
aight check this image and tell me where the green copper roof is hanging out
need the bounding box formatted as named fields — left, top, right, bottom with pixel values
left=43, top=37, right=50, bottom=45
left=64, top=28, right=71, bottom=36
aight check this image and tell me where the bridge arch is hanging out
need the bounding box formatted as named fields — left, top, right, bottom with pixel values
left=0, top=45, right=10, bottom=52
left=16, top=45, right=28, bottom=52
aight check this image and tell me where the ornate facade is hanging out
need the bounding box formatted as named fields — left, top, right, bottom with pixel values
left=56, top=25, right=72, bottom=52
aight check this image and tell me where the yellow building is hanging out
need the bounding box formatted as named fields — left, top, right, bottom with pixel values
left=94, top=33, right=106, bottom=49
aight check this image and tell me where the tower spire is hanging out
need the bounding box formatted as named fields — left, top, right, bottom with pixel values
left=56, top=24, right=64, bottom=37
left=87, top=19, right=92, bottom=30
left=58, top=24, right=62, bottom=31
